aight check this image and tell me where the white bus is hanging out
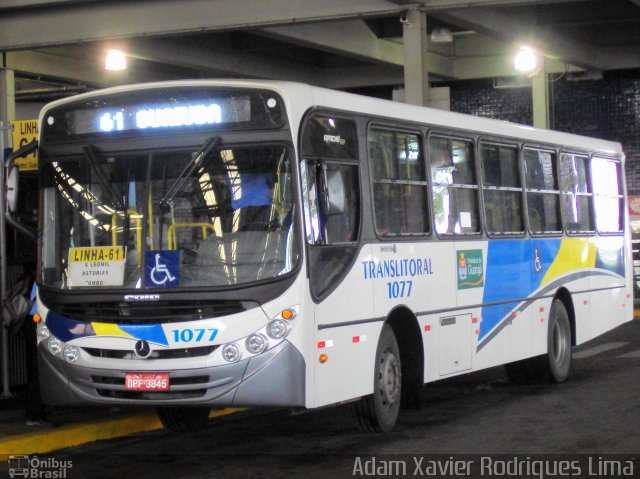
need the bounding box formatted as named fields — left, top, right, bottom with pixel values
left=28, top=80, right=632, bottom=432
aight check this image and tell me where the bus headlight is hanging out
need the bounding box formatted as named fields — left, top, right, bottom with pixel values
left=64, top=346, right=80, bottom=363
left=48, top=337, right=63, bottom=355
left=222, top=344, right=241, bottom=363
left=37, top=323, right=50, bottom=340
left=245, top=334, right=267, bottom=355
left=266, top=319, right=288, bottom=340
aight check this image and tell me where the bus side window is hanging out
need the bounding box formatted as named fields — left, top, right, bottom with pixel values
left=480, top=143, right=524, bottom=235
left=591, top=157, right=623, bottom=233
left=369, top=127, right=429, bottom=236
left=524, top=148, right=561, bottom=234
left=559, top=153, right=594, bottom=233
left=429, top=136, right=479, bottom=235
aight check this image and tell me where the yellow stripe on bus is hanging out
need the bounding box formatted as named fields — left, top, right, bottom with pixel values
left=92, top=322, right=133, bottom=338
left=542, top=238, right=596, bottom=286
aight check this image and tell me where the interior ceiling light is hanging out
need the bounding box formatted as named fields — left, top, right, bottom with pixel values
left=105, top=49, right=127, bottom=71
left=514, top=46, right=537, bottom=73
left=431, top=27, right=453, bottom=43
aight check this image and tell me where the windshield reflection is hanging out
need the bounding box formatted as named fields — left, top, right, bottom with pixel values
left=41, top=144, right=298, bottom=289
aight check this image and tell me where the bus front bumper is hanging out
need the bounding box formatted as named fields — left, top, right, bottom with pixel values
left=38, top=340, right=306, bottom=408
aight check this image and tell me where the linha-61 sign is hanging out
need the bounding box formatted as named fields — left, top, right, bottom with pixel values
left=11, top=119, right=38, bottom=171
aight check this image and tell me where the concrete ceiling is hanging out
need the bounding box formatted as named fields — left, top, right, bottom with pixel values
left=1, top=0, right=640, bottom=101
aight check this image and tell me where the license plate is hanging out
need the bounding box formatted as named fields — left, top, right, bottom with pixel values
left=125, top=373, right=170, bottom=391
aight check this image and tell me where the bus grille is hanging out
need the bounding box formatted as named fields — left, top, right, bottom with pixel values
left=95, top=389, right=208, bottom=400
left=82, top=345, right=218, bottom=360
left=53, top=299, right=255, bottom=323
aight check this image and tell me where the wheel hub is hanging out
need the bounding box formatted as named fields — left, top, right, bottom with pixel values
left=553, top=320, right=568, bottom=365
left=379, top=350, right=400, bottom=406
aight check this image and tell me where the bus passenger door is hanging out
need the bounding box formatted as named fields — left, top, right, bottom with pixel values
left=313, top=245, right=375, bottom=407
left=299, top=128, right=375, bottom=406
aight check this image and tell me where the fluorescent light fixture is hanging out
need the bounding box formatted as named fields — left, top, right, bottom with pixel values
left=431, top=27, right=453, bottom=43
left=514, top=47, right=537, bottom=73
left=105, top=49, right=127, bottom=71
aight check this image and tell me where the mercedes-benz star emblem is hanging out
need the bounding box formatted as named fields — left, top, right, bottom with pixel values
left=134, top=340, right=152, bottom=359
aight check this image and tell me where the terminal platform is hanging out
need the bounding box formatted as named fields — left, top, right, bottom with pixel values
left=0, top=396, right=241, bottom=458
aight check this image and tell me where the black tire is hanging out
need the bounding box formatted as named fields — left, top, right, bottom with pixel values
left=544, top=299, right=572, bottom=383
left=156, top=406, right=211, bottom=433
left=504, top=299, right=572, bottom=384
left=355, top=324, right=402, bottom=433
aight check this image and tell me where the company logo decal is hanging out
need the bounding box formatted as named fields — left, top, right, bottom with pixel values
left=323, top=134, right=346, bottom=145
left=457, top=249, right=484, bottom=289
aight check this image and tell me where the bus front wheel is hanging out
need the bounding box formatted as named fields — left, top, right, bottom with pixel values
left=355, top=324, right=402, bottom=433
left=156, top=406, right=211, bottom=433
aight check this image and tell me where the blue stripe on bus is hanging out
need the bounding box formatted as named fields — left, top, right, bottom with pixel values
left=480, top=239, right=561, bottom=340
left=45, top=311, right=96, bottom=342
left=479, top=237, right=624, bottom=343
left=44, top=312, right=168, bottom=346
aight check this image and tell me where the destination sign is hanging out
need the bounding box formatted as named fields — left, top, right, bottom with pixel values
left=65, top=96, right=250, bottom=135
left=67, top=246, right=125, bottom=287
left=40, top=88, right=286, bottom=143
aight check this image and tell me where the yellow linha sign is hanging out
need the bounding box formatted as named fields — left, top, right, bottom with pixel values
left=11, top=119, right=39, bottom=171
left=68, top=246, right=126, bottom=287
left=69, top=246, right=125, bottom=263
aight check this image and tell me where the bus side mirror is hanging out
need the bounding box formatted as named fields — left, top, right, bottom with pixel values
left=4, top=140, right=38, bottom=213
left=320, top=167, right=345, bottom=216
left=6, top=166, right=18, bottom=213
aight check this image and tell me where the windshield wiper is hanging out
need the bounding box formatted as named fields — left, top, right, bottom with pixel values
left=159, top=136, right=221, bottom=211
left=82, top=144, right=126, bottom=211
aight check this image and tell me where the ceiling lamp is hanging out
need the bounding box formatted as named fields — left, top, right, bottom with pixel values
left=105, top=49, right=127, bottom=71
left=514, top=46, right=537, bottom=73
left=431, top=27, right=454, bottom=43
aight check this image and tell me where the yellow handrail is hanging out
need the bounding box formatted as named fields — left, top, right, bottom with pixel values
left=111, top=210, right=143, bottom=254
left=167, top=223, right=217, bottom=250
left=147, top=187, right=154, bottom=250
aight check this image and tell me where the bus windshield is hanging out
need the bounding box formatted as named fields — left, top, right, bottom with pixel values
left=40, top=141, right=298, bottom=290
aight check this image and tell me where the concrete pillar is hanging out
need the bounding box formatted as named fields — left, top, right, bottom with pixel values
left=0, top=69, right=16, bottom=148
left=0, top=70, right=12, bottom=398
left=402, top=9, right=429, bottom=107
left=532, top=66, right=550, bottom=129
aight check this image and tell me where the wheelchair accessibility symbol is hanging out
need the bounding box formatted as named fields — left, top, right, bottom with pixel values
left=146, top=251, right=179, bottom=287
left=534, top=247, right=543, bottom=274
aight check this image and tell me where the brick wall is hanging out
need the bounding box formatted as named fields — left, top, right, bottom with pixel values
left=449, top=78, right=533, bottom=126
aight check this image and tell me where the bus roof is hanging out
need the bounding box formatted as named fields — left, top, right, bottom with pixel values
left=40, top=79, right=624, bottom=159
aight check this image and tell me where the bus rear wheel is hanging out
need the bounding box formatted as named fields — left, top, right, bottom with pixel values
left=156, top=406, right=211, bottom=433
left=544, top=299, right=572, bottom=383
left=504, top=299, right=572, bottom=384
left=355, top=324, right=402, bottom=433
